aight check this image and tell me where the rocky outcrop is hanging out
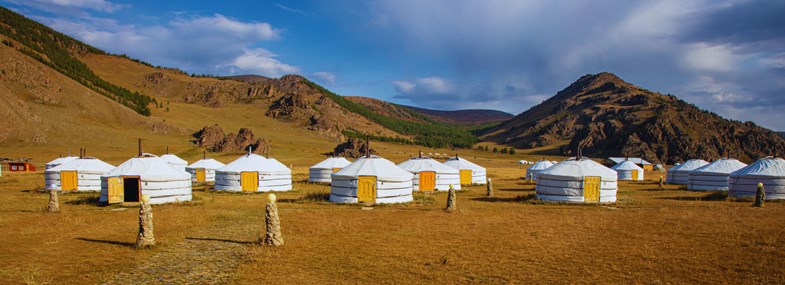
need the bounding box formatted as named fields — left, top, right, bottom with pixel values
left=332, top=138, right=376, bottom=158
left=193, top=124, right=270, bottom=154
left=483, top=72, right=785, bottom=164
left=266, top=93, right=310, bottom=120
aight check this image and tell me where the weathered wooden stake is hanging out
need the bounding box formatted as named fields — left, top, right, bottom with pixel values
left=445, top=184, right=457, bottom=211
left=261, top=193, right=284, bottom=246
left=529, top=173, right=533, bottom=182
left=135, top=194, right=156, bottom=249
left=754, top=182, right=765, bottom=208
left=486, top=178, right=494, bottom=197
left=47, top=189, right=60, bottom=213
left=659, top=176, right=664, bottom=188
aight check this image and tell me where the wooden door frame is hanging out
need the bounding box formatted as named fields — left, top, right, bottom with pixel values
left=121, top=175, right=141, bottom=203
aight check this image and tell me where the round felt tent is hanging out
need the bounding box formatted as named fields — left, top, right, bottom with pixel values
left=45, top=157, right=115, bottom=191
left=729, top=157, right=785, bottom=200
left=100, top=154, right=192, bottom=205
left=215, top=154, right=292, bottom=192
left=688, top=158, right=748, bottom=191
left=160, top=153, right=188, bottom=172
left=443, top=156, right=487, bottom=185
left=46, top=156, right=78, bottom=170
left=186, top=158, right=226, bottom=183
left=526, top=160, right=554, bottom=181
left=611, top=160, right=644, bottom=181
left=330, top=155, right=414, bottom=204
left=535, top=157, right=618, bottom=203
left=666, top=159, right=709, bottom=184
left=309, top=157, right=352, bottom=183
left=397, top=156, right=460, bottom=191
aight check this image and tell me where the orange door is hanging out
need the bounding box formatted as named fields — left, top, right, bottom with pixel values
left=195, top=168, right=206, bottom=182
left=107, top=177, right=124, bottom=204
left=241, top=172, right=258, bottom=192
left=60, top=171, right=78, bottom=191
left=419, top=171, right=436, bottom=191
left=583, top=176, right=601, bottom=202
left=631, top=170, right=639, bottom=181
left=357, top=176, right=377, bottom=203
left=459, top=170, right=472, bottom=185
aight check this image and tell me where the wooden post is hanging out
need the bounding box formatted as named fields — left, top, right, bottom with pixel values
left=659, top=176, right=664, bottom=189
left=754, top=182, right=765, bottom=207
left=47, top=189, right=60, bottom=213
left=261, top=193, right=284, bottom=246
left=486, top=178, right=493, bottom=197
left=135, top=194, right=155, bottom=249
left=445, top=184, right=457, bottom=212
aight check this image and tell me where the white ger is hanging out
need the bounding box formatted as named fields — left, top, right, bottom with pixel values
left=536, top=157, right=618, bottom=203
left=186, top=158, right=226, bottom=183
left=397, top=155, right=460, bottom=192
left=666, top=159, right=709, bottom=184
left=443, top=156, right=487, bottom=185
left=308, top=157, right=352, bottom=183
left=729, top=157, right=785, bottom=200
left=688, top=158, right=748, bottom=191
left=100, top=154, right=192, bottom=205
left=330, top=155, right=413, bottom=204
left=214, top=154, right=292, bottom=192
left=45, top=157, right=115, bottom=191
left=611, top=160, right=645, bottom=181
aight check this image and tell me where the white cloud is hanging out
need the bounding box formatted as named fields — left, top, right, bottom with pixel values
left=391, top=80, right=415, bottom=93
left=232, top=48, right=299, bottom=77
left=275, top=3, right=309, bottom=16
left=312, top=71, right=336, bottom=85
left=170, top=14, right=279, bottom=41
left=6, top=0, right=127, bottom=13
left=683, top=43, right=739, bottom=72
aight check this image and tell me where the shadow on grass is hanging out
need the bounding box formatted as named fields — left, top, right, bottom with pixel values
left=185, top=237, right=256, bottom=245
left=497, top=188, right=532, bottom=192
left=65, top=194, right=101, bottom=206
left=658, top=191, right=728, bottom=201
left=280, top=192, right=330, bottom=204
left=471, top=193, right=541, bottom=204
left=76, top=237, right=135, bottom=248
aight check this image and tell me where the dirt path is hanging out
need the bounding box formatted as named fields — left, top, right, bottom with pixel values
left=103, top=219, right=259, bottom=285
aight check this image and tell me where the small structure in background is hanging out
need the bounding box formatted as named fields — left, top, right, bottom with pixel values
left=666, top=159, right=709, bottom=185
left=444, top=155, right=487, bottom=185
left=186, top=152, right=226, bottom=183
left=536, top=157, right=618, bottom=203
left=607, top=157, right=653, bottom=171
left=8, top=162, right=36, bottom=172
left=526, top=159, right=554, bottom=182
left=160, top=147, right=188, bottom=172
left=308, top=156, right=352, bottom=183
left=687, top=158, right=747, bottom=191
left=214, top=153, right=292, bottom=192
left=397, top=152, right=461, bottom=192
left=729, top=156, right=785, bottom=200
left=45, top=149, right=115, bottom=192
left=611, top=160, right=644, bottom=181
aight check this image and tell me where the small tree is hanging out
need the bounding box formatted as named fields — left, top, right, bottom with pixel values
left=492, top=147, right=498, bottom=153
left=484, top=146, right=489, bottom=151
left=501, top=148, right=508, bottom=154
left=509, top=149, right=516, bottom=155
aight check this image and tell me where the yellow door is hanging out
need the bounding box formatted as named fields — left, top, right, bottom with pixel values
left=195, top=168, right=206, bottom=182
left=419, top=171, right=436, bottom=191
left=459, top=170, right=472, bottom=185
left=107, top=177, right=124, bottom=204
left=583, top=176, right=601, bottom=202
left=332, top=168, right=342, bottom=173
left=631, top=170, right=639, bottom=181
left=61, top=171, right=78, bottom=191
left=241, top=172, right=258, bottom=192
left=357, top=176, right=377, bottom=203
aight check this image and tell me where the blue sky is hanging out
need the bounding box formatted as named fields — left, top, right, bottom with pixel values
left=3, top=0, right=785, bottom=130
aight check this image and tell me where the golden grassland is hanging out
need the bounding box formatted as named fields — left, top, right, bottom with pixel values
left=1, top=157, right=784, bottom=284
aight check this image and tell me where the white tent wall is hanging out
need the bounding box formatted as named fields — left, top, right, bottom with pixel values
left=397, top=157, right=461, bottom=191
left=688, top=173, right=731, bottom=191
left=186, top=168, right=217, bottom=182
left=409, top=172, right=460, bottom=191
left=46, top=170, right=105, bottom=191
left=214, top=172, right=293, bottom=191
left=729, top=176, right=785, bottom=200
left=308, top=157, right=351, bottom=183
left=526, top=160, right=554, bottom=181
left=443, top=157, right=487, bottom=185
left=611, top=161, right=644, bottom=181
left=667, top=159, right=709, bottom=184
left=535, top=176, right=618, bottom=203
left=100, top=179, right=192, bottom=205
left=329, top=177, right=413, bottom=204
left=309, top=169, right=333, bottom=183
left=185, top=158, right=226, bottom=183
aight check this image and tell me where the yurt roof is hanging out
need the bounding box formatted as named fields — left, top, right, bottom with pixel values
left=692, top=158, right=747, bottom=174
left=187, top=158, right=226, bottom=170
left=444, top=157, right=486, bottom=171
left=731, top=157, right=785, bottom=178
left=669, top=159, right=708, bottom=172
left=397, top=156, right=459, bottom=174
left=528, top=160, right=554, bottom=171
left=219, top=154, right=291, bottom=174
left=539, top=157, right=617, bottom=180
left=334, top=155, right=413, bottom=181
left=102, top=155, right=189, bottom=180
left=46, top=157, right=115, bottom=173
left=611, top=160, right=644, bottom=171
left=311, top=157, right=352, bottom=169
left=47, top=156, right=78, bottom=166
left=161, top=153, right=188, bottom=165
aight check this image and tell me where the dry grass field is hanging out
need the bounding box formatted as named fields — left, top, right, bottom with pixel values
left=1, top=151, right=784, bottom=284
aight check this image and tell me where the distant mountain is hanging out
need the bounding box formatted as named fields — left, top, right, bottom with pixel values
left=482, top=72, right=785, bottom=163
left=345, top=96, right=513, bottom=125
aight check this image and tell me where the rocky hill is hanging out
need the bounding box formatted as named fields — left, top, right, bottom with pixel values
left=482, top=72, right=785, bottom=163
left=346, top=96, right=513, bottom=125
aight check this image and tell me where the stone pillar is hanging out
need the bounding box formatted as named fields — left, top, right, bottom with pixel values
left=135, top=194, right=155, bottom=249
left=486, top=178, right=494, bottom=197
left=754, top=182, right=765, bottom=208
left=445, top=184, right=457, bottom=211
left=261, top=193, right=284, bottom=246
left=47, top=189, right=60, bottom=213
